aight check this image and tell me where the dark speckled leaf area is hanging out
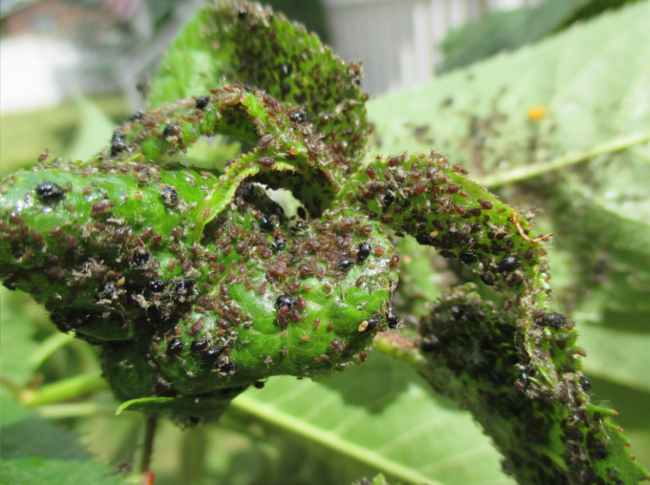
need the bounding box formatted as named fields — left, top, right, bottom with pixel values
left=0, top=164, right=397, bottom=408
left=0, top=1, right=647, bottom=484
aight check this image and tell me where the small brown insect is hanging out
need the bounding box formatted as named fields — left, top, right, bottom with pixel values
left=258, top=157, right=276, bottom=167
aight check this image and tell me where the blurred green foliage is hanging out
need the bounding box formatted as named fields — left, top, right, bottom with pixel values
left=438, top=0, right=643, bottom=73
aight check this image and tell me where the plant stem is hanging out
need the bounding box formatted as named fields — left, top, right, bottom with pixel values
left=373, top=333, right=438, bottom=391
left=136, top=415, right=158, bottom=475
left=28, top=332, right=75, bottom=370
left=21, top=373, right=109, bottom=407
left=181, top=425, right=207, bottom=482
left=373, top=332, right=425, bottom=369
left=479, top=130, right=650, bottom=188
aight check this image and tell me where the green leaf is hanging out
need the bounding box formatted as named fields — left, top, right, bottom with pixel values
left=366, top=1, right=650, bottom=178
left=366, top=0, right=650, bottom=395
left=226, top=350, right=514, bottom=485
left=0, top=392, right=130, bottom=485
left=1, top=393, right=88, bottom=460
left=0, top=95, right=129, bottom=177
left=411, top=286, right=647, bottom=484
left=1, top=98, right=398, bottom=421
left=1, top=390, right=32, bottom=427
left=369, top=3, right=650, bottom=288
left=63, top=98, right=116, bottom=162
left=392, top=238, right=446, bottom=320
left=573, top=308, right=650, bottom=394
left=354, top=474, right=393, bottom=485
left=437, top=0, right=641, bottom=73
left=587, top=377, right=650, bottom=473
left=543, top=234, right=650, bottom=395
left=0, top=288, right=44, bottom=386
left=439, top=0, right=587, bottom=73
left=148, top=0, right=370, bottom=186
left=0, top=459, right=131, bottom=485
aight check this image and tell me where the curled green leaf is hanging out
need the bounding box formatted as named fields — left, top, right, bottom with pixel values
left=411, top=285, right=647, bottom=485
left=149, top=0, right=370, bottom=186
left=0, top=159, right=398, bottom=423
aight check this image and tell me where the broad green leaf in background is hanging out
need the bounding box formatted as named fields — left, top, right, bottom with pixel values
left=354, top=475, right=391, bottom=485
left=0, top=95, right=129, bottom=177
left=63, top=97, right=116, bottom=162
left=1, top=287, right=49, bottom=387
left=366, top=1, right=650, bottom=472
left=543, top=246, right=650, bottom=393
left=222, top=351, right=515, bottom=485
left=73, top=351, right=515, bottom=485
left=366, top=0, right=650, bottom=389
left=0, top=391, right=130, bottom=485
left=438, top=0, right=641, bottom=73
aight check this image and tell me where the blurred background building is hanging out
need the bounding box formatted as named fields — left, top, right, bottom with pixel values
left=0, top=0, right=545, bottom=115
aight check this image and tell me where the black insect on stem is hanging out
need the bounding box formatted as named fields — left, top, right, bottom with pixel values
left=498, top=255, right=520, bottom=273
left=386, top=310, right=400, bottom=329
left=175, top=280, right=194, bottom=297
left=191, top=339, right=208, bottom=352
left=516, top=370, right=530, bottom=391
left=160, top=185, right=179, bottom=206
left=35, top=182, right=66, bottom=199
left=148, top=280, right=167, bottom=293
left=459, top=251, right=477, bottom=265
left=276, top=294, right=297, bottom=313
left=416, top=233, right=434, bottom=246
left=167, top=338, right=183, bottom=355
left=279, top=62, right=293, bottom=77
left=357, top=242, right=371, bottom=262
left=110, top=131, right=127, bottom=157
left=337, top=258, right=355, bottom=272
left=132, top=249, right=150, bottom=266
left=290, top=221, right=307, bottom=233
left=271, top=237, right=286, bottom=252
left=540, top=312, right=567, bottom=329
left=259, top=216, right=275, bottom=232
left=289, top=110, right=307, bottom=123
left=163, top=123, right=182, bottom=138
left=358, top=317, right=380, bottom=333
left=204, top=347, right=222, bottom=361
left=195, top=95, right=210, bottom=109
left=480, top=273, right=495, bottom=286
left=382, top=188, right=395, bottom=208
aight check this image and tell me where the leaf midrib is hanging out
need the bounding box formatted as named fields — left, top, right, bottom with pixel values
left=231, top=393, right=443, bottom=485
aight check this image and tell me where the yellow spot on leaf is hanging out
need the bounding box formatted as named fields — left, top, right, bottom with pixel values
left=527, top=106, right=547, bottom=121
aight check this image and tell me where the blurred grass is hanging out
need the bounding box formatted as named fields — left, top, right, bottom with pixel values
left=0, top=94, right=130, bottom=177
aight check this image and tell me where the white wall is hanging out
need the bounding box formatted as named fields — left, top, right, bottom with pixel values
left=0, top=36, right=81, bottom=114
left=323, top=0, right=540, bottom=95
